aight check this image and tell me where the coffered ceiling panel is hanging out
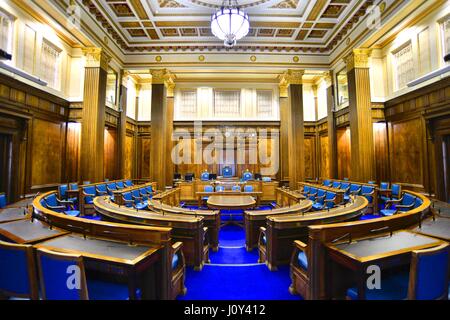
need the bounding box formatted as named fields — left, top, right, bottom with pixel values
left=80, top=0, right=381, bottom=53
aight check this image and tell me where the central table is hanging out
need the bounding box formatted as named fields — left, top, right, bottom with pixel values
left=0, top=207, right=29, bottom=224
left=206, top=195, right=256, bottom=210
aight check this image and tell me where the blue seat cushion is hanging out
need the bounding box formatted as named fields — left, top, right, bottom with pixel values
left=0, top=194, right=6, bottom=208
left=85, top=198, right=94, bottom=205
left=87, top=280, right=138, bottom=300
left=380, top=209, right=396, bottom=216
left=312, top=203, right=323, bottom=211
left=64, top=210, right=80, bottom=217
left=172, top=254, right=179, bottom=269
left=297, top=251, right=308, bottom=270
left=135, top=202, right=147, bottom=210
left=346, top=272, right=409, bottom=300
left=262, top=235, right=267, bottom=245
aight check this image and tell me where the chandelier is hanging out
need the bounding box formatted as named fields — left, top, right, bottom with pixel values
left=211, top=0, right=250, bottom=48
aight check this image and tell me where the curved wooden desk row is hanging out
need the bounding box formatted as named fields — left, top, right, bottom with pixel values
left=111, top=182, right=157, bottom=206
left=297, top=182, right=346, bottom=205
left=275, top=188, right=305, bottom=207
left=290, top=190, right=433, bottom=300
left=244, top=200, right=314, bottom=251
left=148, top=199, right=220, bottom=251
left=152, top=188, right=181, bottom=207
left=259, top=196, right=369, bottom=271
left=94, top=196, right=209, bottom=270
left=32, top=191, right=184, bottom=300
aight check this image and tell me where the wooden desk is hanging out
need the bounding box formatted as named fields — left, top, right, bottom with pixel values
left=411, top=216, right=450, bottom=241
left=0, top=207, right=29, bottom=224
left=327, top=231, right=443, bottom=299
left=35, top=234, right=160, bottom=300
left=275, top=188, right=305, bottom=207
left=6, top=197, right=34, bottom=209
left=0, top=219, right=69, bottom=244
left=197, top=191, right=262, bottom=207
left=207, top=195, right=256, bottom=210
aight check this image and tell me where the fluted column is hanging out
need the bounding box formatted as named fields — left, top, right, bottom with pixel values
left=324, top=72, right=337, bottom=178
left=117, top=71, right=128, bottom=179
left=149, top=69, right=176, bottom=189
left=79, top=48, right=110, bottom=183
left=345, top=49, right=375, bottom=182
left=279, top=69, right=305, bottom=188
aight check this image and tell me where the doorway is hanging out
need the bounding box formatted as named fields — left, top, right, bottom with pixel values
left=441, top=135, right=450, bottom=203
left=0, top=133, right=13, bottom=202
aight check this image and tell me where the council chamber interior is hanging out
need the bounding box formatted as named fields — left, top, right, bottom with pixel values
left=0, top=0, right=449, bottom=301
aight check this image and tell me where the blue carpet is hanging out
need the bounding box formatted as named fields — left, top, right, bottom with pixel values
left=178, top=265, right=301, bottom=300
left=210, top=247, right=259, bottom=264
left=178, top=224, right=302, bottom=300
left=218, top=225, right=245, bottom=247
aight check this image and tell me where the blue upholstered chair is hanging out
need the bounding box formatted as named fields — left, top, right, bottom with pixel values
left=131, top=189, right=147, bottom=210
left=308, top=187, right=318, bottom=201
left=344, top=184, right=361, bottom=201
left=322, top=180, right=332, bottom=187
left=124, top=180, right=133, bottom=187
left=311, top=189, right=326, bottom=209
left=202, top=185, right=214, bottom=201
left=139, top=188, right=149, bottom=201
left=44, top=193, right=79, bottom=217
left=380, top=192, right=416, bottom=216
left=37, top=248, right=135, bottom=300
left=116, top=181, right=125, bottom=189
left=0, top=241, right=39, bottom=300
left=244, top=185, right=254, bottom=193
left=58, top=184, right=77, bottom=203
left=414, top=197, right=423, bottom=208
left=242, top=171, right=253, bottom=181
left=380, top=182, right=390, bottom=191
left=145, top=185, right=154, bottom=198
left=0, top=192, right=6, bottom=209
left=95, top=184, right=108, bottom=196
left=200, top=171, right=210, bottom=181
left=302, top=185, right=310, bottom=197
left=361, top=185, right=375, bottom=205
left=222, top=166, right=233, bottom=178
left=106, top=182, right=117, bottom=196
left=312, top=191, right=336, bottom=211
left=232, top=185, right=241, bottom=192
left=215, top=185, right=225, bottom=192
left=82, top=186, right=96, bottom=205
left=332, top=181, right=341, bottom=189
left=69, top=183, right=79, bottom=191
left=121, top=192, right=134, bottom=208
left=381, top=183, right=401, bottom=203
left=346, top=244, right=449, bottom=300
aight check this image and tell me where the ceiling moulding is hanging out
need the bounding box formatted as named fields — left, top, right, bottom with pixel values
left=77, top=0, right=376, bottom=55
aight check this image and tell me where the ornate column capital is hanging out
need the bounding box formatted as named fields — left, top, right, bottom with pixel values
left=150, top=69, right=177, bottom=97
left=344, top=48, right=372, bottom=72
left=278, top=69, right=304, bottom=98
left=121, top=70, right=130, bottom=87
left=323, top=71, right=333, bottom=87
left=82, top=47, right=111, bottom=71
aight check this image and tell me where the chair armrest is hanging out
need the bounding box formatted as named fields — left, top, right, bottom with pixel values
left=258, top=227, right=267, bottom=246
left=82, top=192, right=96, bottom=197
left=57, top=198, right=74, bottom=206
left=132, top=195, right=142, bottom=201
left=293, top=240, right=307, bottom=250
left=316, top=195, right=326, bottom=201
left=324, top=197, right=336, bottom=203
left=47, top=204, right=66, bottom=211
left=362, top=190, right=374, bottom=196
left=95, top=188, right=108, bottom=195
left=396, top=203, right=415, bottom=210
left=384, top=198, right=402, bottom=208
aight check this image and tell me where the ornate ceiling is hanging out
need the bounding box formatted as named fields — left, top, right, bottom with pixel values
left=80, top=0, right=376, bottom=53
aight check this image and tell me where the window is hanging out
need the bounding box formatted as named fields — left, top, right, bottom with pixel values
left=106, top=69, right=118, bottom=107
left=214, top=90, right=240, bottom=117
left=39, top=40, right=61, bottom=89
left=23, top=25, right=36, bottom=74
left=256, top=90, right=273, bottom=118
left=179, top=90, right=197, bottom=118
left=0, top=10, right=14, bottom=55
left=336, top=69, right=348, bottom=108
left=440, top=15, right=450, bottom=63
left=393, top=42, right=414, bottom=90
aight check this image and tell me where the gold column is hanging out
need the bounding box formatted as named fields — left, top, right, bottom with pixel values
left=79, top=48, right=110, bottom=183
left=149, top=69, right=176, bottom=189
left=345, top=49, right=375, bottom=182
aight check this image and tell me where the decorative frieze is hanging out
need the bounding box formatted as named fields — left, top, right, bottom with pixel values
left=344, top=48, right=372, bottom=71
left=82, top=47, right=111, bottom=71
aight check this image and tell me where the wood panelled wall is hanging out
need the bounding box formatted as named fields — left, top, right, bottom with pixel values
left=385, top=77, right=450, bottom=197
left=0, top=74, right=68, bottom=201
left=337, top=127, right=351, bottom=179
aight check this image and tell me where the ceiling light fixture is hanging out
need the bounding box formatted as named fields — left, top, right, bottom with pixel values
left=211, top=0, right=250, bottom=48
